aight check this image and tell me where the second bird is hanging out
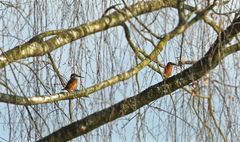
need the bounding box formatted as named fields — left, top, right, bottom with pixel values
left=164, top=62, right=176, bottom=78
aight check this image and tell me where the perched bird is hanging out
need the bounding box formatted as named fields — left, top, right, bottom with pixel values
left=62, top=73, right=83, bottom=94
left=164, top=62, right=176, bottom=78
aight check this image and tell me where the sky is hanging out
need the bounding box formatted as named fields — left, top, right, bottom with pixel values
left=0, top=0, right=240, bottom=142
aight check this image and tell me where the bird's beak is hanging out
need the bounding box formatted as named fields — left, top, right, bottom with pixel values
left=77, top=75, right=84, bottom=78
left=169, top=62, right=177, bottom=65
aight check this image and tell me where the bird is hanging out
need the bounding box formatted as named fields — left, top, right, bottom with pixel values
left=62, top=73, right=83, bottom=94
left=164, top=62, right=177, bottom=78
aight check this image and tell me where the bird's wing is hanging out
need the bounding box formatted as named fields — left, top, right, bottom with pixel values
left=63, top=79, right=74, bottom=90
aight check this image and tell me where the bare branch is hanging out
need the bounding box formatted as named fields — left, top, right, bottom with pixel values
left=0, top=1, right=178, bottom=69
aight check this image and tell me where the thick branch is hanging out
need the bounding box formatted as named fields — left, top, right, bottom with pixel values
left=0, top=0, right=177, bottom=69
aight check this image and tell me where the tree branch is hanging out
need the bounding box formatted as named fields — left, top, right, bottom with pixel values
left=0, top=0, right=178, bottom=69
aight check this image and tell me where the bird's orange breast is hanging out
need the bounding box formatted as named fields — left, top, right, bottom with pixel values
left=164, top=64, right=173, bottom=78
left=66, top=79, right=78, bottom=92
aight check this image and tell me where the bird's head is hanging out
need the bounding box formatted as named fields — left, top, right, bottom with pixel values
left=167, top=62, right=177, bottom=66
left=70, top=73, right=83, bottom=79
